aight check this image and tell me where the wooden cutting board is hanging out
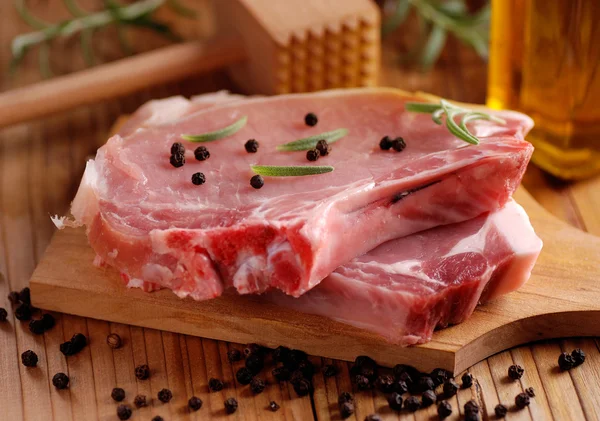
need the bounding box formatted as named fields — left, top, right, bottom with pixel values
left=29, top=187, right=600, bottom=374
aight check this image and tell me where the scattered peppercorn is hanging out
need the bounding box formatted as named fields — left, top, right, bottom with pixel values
left=106, top=333, right=122, bottom=349
left=157, top=388, right=173, bottom=403
left=245, top=352, right=264, bottom=374
left=462, top=372, right=474, bottom=388
left=404, top=396, right=420, bottom=412
left=572, top=348, right=586, bottom=367
left=465, top=412, right=480, bottom=421
left=392, top=137, right=406, bottom=152
left=316, top=139, right=331, bottom=156
left=41, top=313, right=55, bottom=331
left=244, top=139, right=259, bottom=153
left=526, top=387, right=535, bottom=397
left=208, top=377, right=224, bottom=392
left=379, top=136, right=393, bottom=150
left=8, top=291, right=20, bottom=305
left=293, top=378, right=312, bottom=396
left=191, top=172, right=206, bottom=186
left=52, top=372, right=69, bottom=389
left=364, top=415, right=382, bottom=421
left=60, top=341, right=77, bottom=356
left=430, top=368, right=451, bottom=387
left=71, top=333, right=87, bottom=351
left=465, top=400, right=480, bottom=415
left=354, top=374, right=371, bottom=390
left=224, top=397, right=238, bottom=414
left=171, top=142, right=185, bottom=156
left=19, top=287, right=31, bottom=305
left=289, top=369, right=304, bottom=384
left=0, top=308, right=7, bottom=322
left=393, top=379, right=408, bottom=394
left=250, top=377, right=266, bottom=394
left=417, top=375, right=435, bottom=393
left=170, top=152, right=185, bottom=168
left=443, top=378, right=459, bottom=398
left=244, top=343, right=264, bottom=357
left=515, top=392, right=530, bottom=409
left=21, top=350, right=38, bottom=367
left=387, top=392, right=403, bottom=411
left=269, top=400, right=280, bottom=412
left=111, top=387, right=126, bottom=402
left=508, top=364, right=524, bottom=380
left=152, top=417, right=164, bottom=421
left=298, top=360, right=315, bottom=379
left=437, top=401, right=453, bottom=419
left=250, top=174, right=264, bottom=189
left=283, top=349, right=308, bottom=370
left=422, top=390, right=436, bottom=408
left=272, top=366, right=291, bottom=382
left=306, top=148, right=320, bottom=161
left=135, top=364, right=150, bottom=380
left=558, top=352, right=575, bottom=371
left=338, top=392, right=354, bottom=405
left=189, top=395, right=203, bottom=411
left=494, top=403, right=508, bottom=417
left=29, top=319, right=45, bottom=335
left=194, top=145, right=210, bottom=161
left=134, top=394, right=147, bottom=408
left=375, top=374, right=395, bottom=393
left=323, top=364, right=337, bottom=378
left=15, top=303, right=32, bottom=321
left=304, top=113, right=318, bottom=127
left=236, top=367, right=253, bottom=385
left=116, top=404, right=132, bottom=420
left=392, top=364, right=419, bottom=383
left=227, top=348, right=242, bottom=363
left=273, top=346, right=290, bottom=363
left=340, top=401, right=355, bottom=419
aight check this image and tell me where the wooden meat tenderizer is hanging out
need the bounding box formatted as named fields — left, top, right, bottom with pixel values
left=0, top=0, right=380, bottom=129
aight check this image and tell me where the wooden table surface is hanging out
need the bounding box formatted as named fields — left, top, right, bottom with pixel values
left=1, top=2, right=600, bottom=420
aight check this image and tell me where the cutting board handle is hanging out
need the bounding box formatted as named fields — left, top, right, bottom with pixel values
left=0, top=37, right=245, bottom=129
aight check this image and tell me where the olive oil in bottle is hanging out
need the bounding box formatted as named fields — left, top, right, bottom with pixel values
left=487, top=0, right=600, bottom=179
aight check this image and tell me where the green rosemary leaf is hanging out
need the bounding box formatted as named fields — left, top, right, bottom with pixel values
left=420, top=25, right=447, bottom=70
left=39, top=42, right=53, bottom=79
left=276, top=128, right=349, bottom=151
left=15, top=0, right=51, bottom=29
left=251, top=165, right=334, bottom=177
left=80, top=28, right=96, bottom=66
left=181, top=116, right=248, bottom=142
left=381, top=0, right=411, bottom=36
left=64, top=0, right=87, bottom=17
left=404, top=102, right=442, bottom=113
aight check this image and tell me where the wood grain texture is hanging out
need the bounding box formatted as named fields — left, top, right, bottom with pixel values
left=2, top=1, right=600, bottom=420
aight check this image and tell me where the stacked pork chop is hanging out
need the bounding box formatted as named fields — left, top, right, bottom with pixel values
left=56, top=88, right=542, bottom=345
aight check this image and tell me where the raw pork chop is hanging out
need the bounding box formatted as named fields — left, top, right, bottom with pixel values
left=58, top=88, right=534, bottom=301
left=264, top=200, right=542, bottom=345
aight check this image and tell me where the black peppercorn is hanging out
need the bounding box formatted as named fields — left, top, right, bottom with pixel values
left=244, top=139, right=259, bottom=153
left=306, top=148, right=320, bottom=161
left=29, top=319, right=45, bottom=335
left=171, top=142, right=185, bottom=156
left=19, top=287, right=31, bottom=305
left=392, top=137, right=406, bottom=152
left=515, top=392, right=530, bottom=409
left=52, top=372, right=69, bottom=389
left=21, top=350, right=38, bottom=367
left=227, top=348, right=242, bottom=363
left=111, top=387, right=126, bottom=402
left=558, top=352, right=575, bottom=371
left=208, top=377, right=224, bottom=392
left=404, top=396, right=420, bottom=412
left=526, top=386, right=535, bottom=397
left=572, top=348, right=586, bottom=367
left=316, top=139, right=331, bottom=156
left=284, top=349, right=308, bottom=370
left=8, top=291, right=20, bottom=305
left=421, top=389, right=436, bottom=408
left=430, top=368, right=451, bottom=387
left=494, top=403, right=508, bottom=417
left=170, top=152, right=185, bottom=168
left=338, top=392, right=354, bottom=405
left=392, top=364, right=419, bottom=382
left=393, top=379, right=408, bottom=394
left=245, top=352, right=264, bottom=374
left=375, top=374, right=395, bottom=393
left=508, top=364, right=524, bottom=380
left=293, top=378, right=312, bottom=396
left=462, top=372, right=474, bottom=388
left=269, top=400, right=280, bottom=412
left=443, top=378, right=459, bottom=398
left=304, top=113, right=318, bottom=127
left=134, top=394, right=147, bottom=408
left=0, top=307, right=7, bottom=322
left=224, top=397, right=238, bottom=414
left=116, top=404, right=132, bottom=420
left=135, top=364, right=150, bottom=380
left=152, top=417, right=164, bottom=421
left=465, top=412, right=480, bottom=421
left=250, top=174, right=264, bottom=189
left=243, top=343, right=264, bottom=357
left=71, top=333, right=87, bottom=351
left=60, top=341, right=76, bottom=356
left=417, top=375, right=435, bottom=393
left=188, top=396, right=203, bottom=411
left=465, top=399, right=480, bottom=414
left=250, top=377, right=266, bottom=394
left=273, top=346, right=290, bottom=363
left=290, top=369, right=305, bottom=385
left=107, top=333, right=122, bottom=349
left=437, top=401, right=453, bottom=419
left=194, top=146, right=210, bottom=161
left=272, top=366, right=290, bottom=382
left=15, top=303, right=32, bottom=321
left=298, top=360, right=315, bottom=379
left=41, top=314, right=55, bottom=331
left=236, top=367, right=253, bottom=385
left=379, top=136, right=393, bottom=150
left=387, top=392, right=403, bottom=411
left=354, top=374, right=371, bottom=390
left=191, top=172, right=206, bottom=185
left=323, top=364, right=337, bottom=378
left=340, top=401, right=355, bottom=419
left=364, top=415, right=381, bottom=421
left=157, top=388, right=172, bottom=403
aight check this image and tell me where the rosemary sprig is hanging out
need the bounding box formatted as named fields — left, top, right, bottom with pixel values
left=405, top=99, right=505, bottom=145
left=251, top=165, right=334, bottom=177
left=181, top=116, right=248, bottom=142
left=276, top=128, right=349, bottom=151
